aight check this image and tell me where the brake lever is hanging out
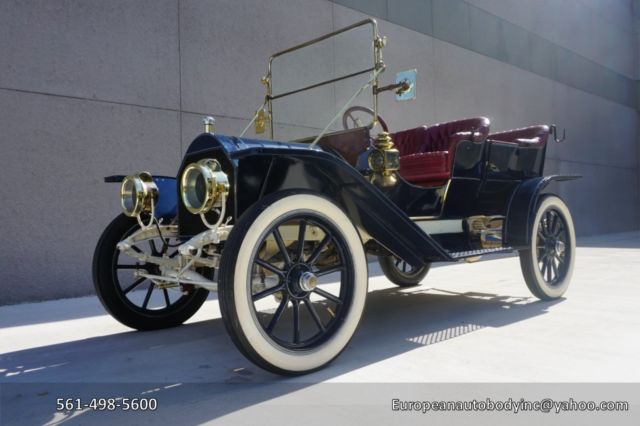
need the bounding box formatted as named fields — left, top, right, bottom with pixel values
left=550, top=124, right=566, bottom=143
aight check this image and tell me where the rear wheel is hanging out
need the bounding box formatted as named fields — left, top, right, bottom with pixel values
left=218, top=192, right=368, bottom=375
left=519, top=195, right=576, bottom=300
left=378, top=255, right=430, bottom=287
left=92, top=214, right=209, bottom=330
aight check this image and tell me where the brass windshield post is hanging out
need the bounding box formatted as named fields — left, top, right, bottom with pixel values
left=261, top=71, right=274, bottom=139
left=373, top=34, right=386, bottom=129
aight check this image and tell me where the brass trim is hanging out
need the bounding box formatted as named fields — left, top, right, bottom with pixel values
left=120, top=172, right=157, bottom=218
left=269, top=19, right=378, bottom=61
left=368, top=131, right=400, bottom=187
left=264, top=19, right=382, bottom=139
left=180, top=159, right=230, bottom=215
left=268, top=67, right=375, bottom=101
left=440, top=179, right=452, bottom=205
left=254, top=108, right=267, bottom=134
left=203, top=116, right=215, bottom=133
left=466, top=215, right=505, bottom=249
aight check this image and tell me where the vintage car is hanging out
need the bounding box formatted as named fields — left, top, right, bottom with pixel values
left=93, top=19, right=578, bottom=375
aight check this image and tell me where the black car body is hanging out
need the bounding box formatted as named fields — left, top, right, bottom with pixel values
left=94, top=19, right=578, bottom=375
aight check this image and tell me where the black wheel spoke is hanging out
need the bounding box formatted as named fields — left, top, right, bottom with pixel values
left=252, top=284, right=285, bottom=301
left=530, top=206, right=573, bottom=289
left=537, top=229, right=547, bottom=243
left=540, top=256, right=548, bottom=277
left=549, top=212, right=558, bottom=236
left=117, top=264, right=141, bottom=270
left=160, top=237, right=169, bottom=254
left=544, top=211, right=553, bottom=236
left=558, top=231, right=566, bottom=244
left=273, top=228, right=291, bottom=267
left=110, top=220, right=190, bottom=319
left=162, top=288, right=171, bottom=307
left=142, top=283, right=154, bottom=309
left=255, top=258, right=285, bottom=278
left=247, top=212, right=354, bottom=350
left=149, top=240, right=159, bottom=255
left=307, top=234, right=332, bottom=265
left=315, top=265, right=344, bottom=277
left=296, top=220, right=306, bottom=262
left=551, top=258, right=559, bottom=278
left=304, top=297, right=325, bottom=332
left=292, top=300, right=300, bottom=344
left=545, top=258, right=553, bottom=281
left=266, top=295, right=289, bottom=333
left=123, top=277, right=146, bottom=294
left=313, top=287, right=342, bottom=304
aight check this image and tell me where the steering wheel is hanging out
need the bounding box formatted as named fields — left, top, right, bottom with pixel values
left=342, top=106, right=388, bottom=132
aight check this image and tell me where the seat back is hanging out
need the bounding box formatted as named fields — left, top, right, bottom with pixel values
left=392, top=117, right=491, bottom=156
left=488, top=125, right=550, bottom=146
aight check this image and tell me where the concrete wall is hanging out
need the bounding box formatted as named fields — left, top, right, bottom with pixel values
left=1, top=0, right=638, bottom=304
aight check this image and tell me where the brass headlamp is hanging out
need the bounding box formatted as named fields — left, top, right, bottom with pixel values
left=181, top=159, right=230, bottom=215
left=120, top=172, right=158, bottom=217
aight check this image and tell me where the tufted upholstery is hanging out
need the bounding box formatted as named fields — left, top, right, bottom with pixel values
left=398, top=151, right=450, bottom=187
left=488, top=125, right=550, bottom=146
left=393, top=117, right=491, bottom=156
left=393, top=117, right=491, bottom=187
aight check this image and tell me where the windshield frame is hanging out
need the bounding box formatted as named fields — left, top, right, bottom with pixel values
left=263, top=19, right=384, bottom=141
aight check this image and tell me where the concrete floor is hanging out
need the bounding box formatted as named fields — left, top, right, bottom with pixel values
left=1, top=232, right=639, bottom=425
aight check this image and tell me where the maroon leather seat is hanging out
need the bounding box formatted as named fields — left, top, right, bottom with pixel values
left=488, top=125, right=550, bottom=146
left=392, top=117, right=491, bottom=187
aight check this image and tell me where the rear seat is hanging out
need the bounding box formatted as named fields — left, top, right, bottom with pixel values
left=392, top=117, right=490, bottom=188
left=488, top=125, right=550, bottom=146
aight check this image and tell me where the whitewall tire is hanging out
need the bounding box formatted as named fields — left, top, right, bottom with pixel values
left=218, top=191, right=368, bottom=375
left=519, top=195, right=576, bottom=300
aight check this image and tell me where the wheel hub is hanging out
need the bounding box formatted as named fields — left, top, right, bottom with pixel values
left=299, top=271, right=318, bottom=292
left=554, top=239, right=565, bottom=256
left=285, top=264, right=316, bottom=299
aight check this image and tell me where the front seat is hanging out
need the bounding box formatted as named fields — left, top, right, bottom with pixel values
left=392, top=117, right=491, bottom=187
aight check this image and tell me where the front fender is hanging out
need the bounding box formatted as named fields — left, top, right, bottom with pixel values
left=176, top=133, right=452, bottom=264
left=234, top=149, right=453, bottom=265
left=503, top=175, right=580, bottom=248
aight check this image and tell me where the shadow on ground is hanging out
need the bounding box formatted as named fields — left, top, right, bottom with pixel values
left=0, top=285, right=562, bottom=425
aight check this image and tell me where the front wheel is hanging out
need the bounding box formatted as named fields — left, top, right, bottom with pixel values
left=218, top=192, right=368, bottom=375
left=92, top=214, right=209, bottom=330
left=519, top=195, right=576, bottom=300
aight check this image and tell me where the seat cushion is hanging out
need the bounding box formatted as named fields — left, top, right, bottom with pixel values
left=399, top=151, right=450, bottom=187
left=394, top=117, right=490, bottom=187
left=489, top=125, right=550, bottom=146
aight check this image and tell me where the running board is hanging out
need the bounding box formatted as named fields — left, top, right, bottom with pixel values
left=449, top=247, right=514, bottom=260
